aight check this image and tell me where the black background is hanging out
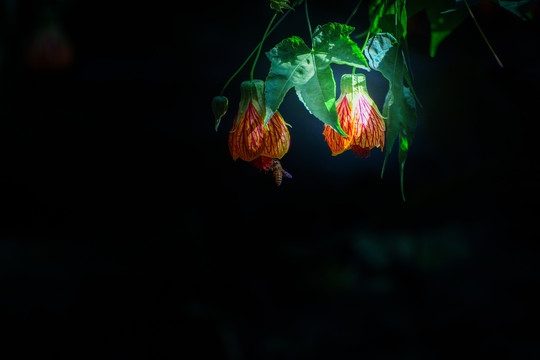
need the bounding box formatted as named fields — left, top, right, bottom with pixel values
left=1, top=0, right=539, bottom=358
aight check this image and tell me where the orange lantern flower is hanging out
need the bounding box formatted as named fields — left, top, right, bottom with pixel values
left=228, top=80, right=268, bottom=162
left=323, top=74, right=385, bottom=157
left=228, top=80, right=292, bottom=185
left=228, top=80, right=290, bottom=162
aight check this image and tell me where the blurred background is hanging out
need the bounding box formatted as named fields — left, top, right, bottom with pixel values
left=1, top=0, right=539, bottom=358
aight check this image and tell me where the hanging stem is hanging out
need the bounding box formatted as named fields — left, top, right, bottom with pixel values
left=219, top=9, right=292, bottom=95
left=250, top=12, right=278, bottom=82
left=305, top=0, right=313, bottom=44
left=345, top=0, right=364, bottom=25
left=463, top=0, right=503, bottom=68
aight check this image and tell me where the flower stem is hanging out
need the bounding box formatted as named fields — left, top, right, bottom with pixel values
left=345, top=0, right=364, bottom=26
left=220, top=10, right=291, bottom=95
left=463, top=0, right=503, bottom=68
left=250, top=12, right=278, bottom=82
left=305, top=0, right=313, bottom=44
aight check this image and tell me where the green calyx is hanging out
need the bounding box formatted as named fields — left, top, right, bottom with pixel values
left=339, top=73, right=367, bottom=97
left=239, top=80, right=266, bottom=120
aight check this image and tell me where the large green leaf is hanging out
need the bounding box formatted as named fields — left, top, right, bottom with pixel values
left=499, top=0, right=539, bottom=20
left=368, top=0, right=408, bottom=41
left=386, top=86, right=417, bottom=201
left=365, top=33, right=417, bottom=200
left=408, top=0, right=490, bottom=57
left=264, top=36, right=314, bottom=124
left=364, top=32, right=397, bottom=71
left=264, top=22, right=365, bottom=135
left=427, top=3, right=467, bottom=57
left=312, top=23, right=369, bottom=69
left=294, top=54, right=338, bottom=132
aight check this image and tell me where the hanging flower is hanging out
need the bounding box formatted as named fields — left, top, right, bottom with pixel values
left=228, top=80, right=268, bottom=162
left=228, top=80, right=291, bottom=162
left=323, top=74, right=385, bottom=157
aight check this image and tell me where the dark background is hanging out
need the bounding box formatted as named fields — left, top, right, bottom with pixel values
left=1, top=0, right=539, bottom=358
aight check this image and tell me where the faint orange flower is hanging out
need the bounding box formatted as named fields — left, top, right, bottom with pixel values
left=323, top=74, right=385, bottom=158
left=228, top=80, right=290, bottom=162
left=228, top=80, right=268, bottom=162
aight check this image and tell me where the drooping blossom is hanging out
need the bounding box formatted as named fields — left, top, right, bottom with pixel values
left=323, top=74, right=385, bottom=157
left=227, top=80, right=292, bottom=184
left=228, top=80, right=268, bottom=162
left=228, top=80, right=291, bottom=161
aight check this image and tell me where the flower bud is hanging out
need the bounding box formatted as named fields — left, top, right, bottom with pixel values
left=212, top=96, right=229, bottom=131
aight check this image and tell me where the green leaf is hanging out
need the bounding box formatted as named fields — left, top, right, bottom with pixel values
left=264, top=36, right=313, bottom=123
left=364, top=33, right=417, bottom=200
left=406, top=0, right=433, bottom=17
left=427, top=5, right=467, bottom=57
left=398, top=135, right=408, bottom=201
left=295, top=54, right=342, bottom=134
left=382, top=84, right=416, bottom=201
left=499, top=0, right=539, bottom=20
left=270, top=0, right=295, bottom=12
left=368, top=0, right=408, bottom=41
left=264, top=23, right=365, bottom=135
left=312, top=23, right=369, bottom=70
left=364, top=32, right=397, bottom=71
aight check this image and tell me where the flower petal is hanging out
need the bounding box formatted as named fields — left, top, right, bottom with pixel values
left=228, top=101, right=267, bottom=161
left=352, top=94, right=385, bottom=150
left=323, top=95, right=355, bottom=156
left=260, top=111, right=290, bottom=159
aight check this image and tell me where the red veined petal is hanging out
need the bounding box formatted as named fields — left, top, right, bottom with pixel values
left=352, top=94, right=385, bottom=151
left=228, top=101, right=267, bottom=161
left=323, top=95, right=355, bottom=156
left=260, top=111, right=290, bottom=159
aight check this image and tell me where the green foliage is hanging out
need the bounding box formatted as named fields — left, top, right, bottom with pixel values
left=427, top=3, right=467, bottom=57
left=411, top=0, right=537, bottom=58
left=265, top=23, right=368, bottom=135
left=214, top=0, right=524, bottom=198
left=369, top=0, right=408, bottom=39
left=312, top=23, right=368, bottom=68
left=499, top=0, right=539, bottom=20
left=264, top=37, right=314, bottom=125
left=365, top=0, right=418, bottom=200
left=365, top=34, right=416, bottom=200
left=270, top=0, right=295, bottom=12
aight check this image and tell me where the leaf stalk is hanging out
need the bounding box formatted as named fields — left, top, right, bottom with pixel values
left=305, top=0, right=313, bottom=44
left=345, top=0, right=364, bottom=25
left=463, top=0, right=503, bottom=68
left=250, top=12, right=278, bottom=82
left=219, top=9, right=292, bottom=95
